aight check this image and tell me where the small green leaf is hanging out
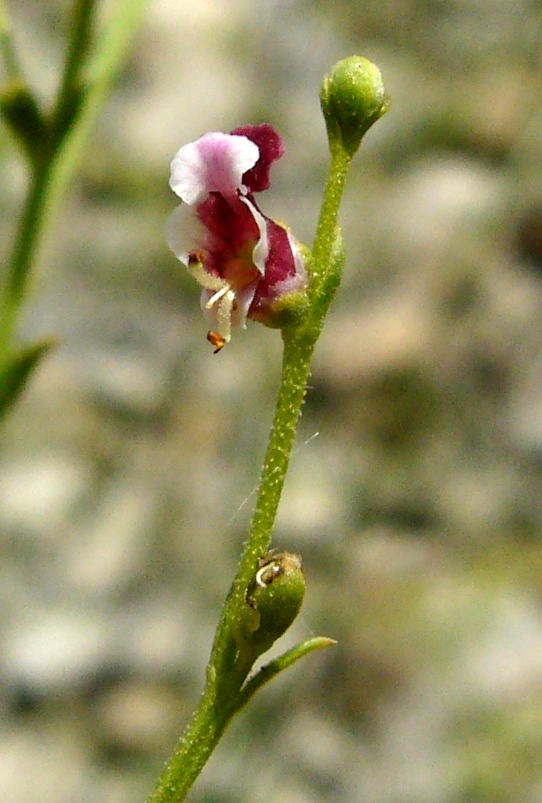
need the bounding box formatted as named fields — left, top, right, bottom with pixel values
left=0, top=339, right=55, bottom=419
left=237, top=636, right=337, bottom=710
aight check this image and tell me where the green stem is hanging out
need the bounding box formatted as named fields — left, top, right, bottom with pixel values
left=310, top=147, right=351, bottom=300
left=0, top=0, right=147, bottom=367
left=147, top=634, right=337, bottom=803
left=52, top=0, right=96, bottom=139
left=228, top=329, right=316, bottom=603
left=0, top=0, right=98, bottom=359
left=0, top=0, right=23, bottom=81
left=146, top=329, right=317, bottom=803
left=145, top=685, right=237, bottom=803
left=0, top=160, right=50, bottom=357
left=146, top=144, right=354, bottom=800
left=207, top=326, right=318, bottom=686
left=205, top=148, right=355, bottom=681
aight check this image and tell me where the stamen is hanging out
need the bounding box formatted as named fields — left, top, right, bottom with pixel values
left=188, top=249, right=205, bottom=266
left=205, top=285, right=230, bottom=309
left=187, top=251, right=227, bottom=293
left=204, top=289, right=235, bottom=353
left=207, top=331, right=227, bottom=353
left=215, top=289, right=234, bottom=342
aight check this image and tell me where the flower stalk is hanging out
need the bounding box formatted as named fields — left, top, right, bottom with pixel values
left=148, top=55, right=388, bottom=802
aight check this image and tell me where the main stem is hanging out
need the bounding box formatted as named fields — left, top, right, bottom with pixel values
left=230, top=148, right=353, bottom=596
left=310, top=147, right=351, bottom=297
left=145, top=682, right=238, bottom=803
left=229, top=330, right=316, bottom=602
left=146, top=329, right=317, bottom=803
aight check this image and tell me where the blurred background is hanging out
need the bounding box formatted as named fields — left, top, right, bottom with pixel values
left=2, top=0, right=542, bottom=800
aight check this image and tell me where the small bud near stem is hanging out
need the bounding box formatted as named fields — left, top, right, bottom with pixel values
left=239, top=551, right=306, bottom=656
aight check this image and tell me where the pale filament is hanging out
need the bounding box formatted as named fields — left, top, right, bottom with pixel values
left=188, top=258, right=227, bottom=293
left=187, top=253, right=235, bottom=344
left=205, top=285, right=231, bottom=309
left=214, top=289, right=235, bottom=342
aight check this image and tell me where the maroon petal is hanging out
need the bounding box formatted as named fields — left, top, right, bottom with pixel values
left=250, top=216, right=304, bottom=317
left=230, top=124, right=285, bottom=193
left=197, top=192, right=260, bottom=264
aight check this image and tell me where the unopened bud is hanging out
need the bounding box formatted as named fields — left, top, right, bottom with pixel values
left=320, top=56, right=389, bottom=159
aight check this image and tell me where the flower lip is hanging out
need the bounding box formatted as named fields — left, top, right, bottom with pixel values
left=169, top=131, right=259, bottom=205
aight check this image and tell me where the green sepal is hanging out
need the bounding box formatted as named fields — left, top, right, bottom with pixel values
left=320, top=56, right=389, bottom=159
left=0, top=339, right=55, bottom=420
left=258, top=287, right=310, bottom=331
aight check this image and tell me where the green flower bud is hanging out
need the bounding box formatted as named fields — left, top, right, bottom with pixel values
left=320, top=56, right=389, bottom=159
left=239, top=551, right=306, bottom=657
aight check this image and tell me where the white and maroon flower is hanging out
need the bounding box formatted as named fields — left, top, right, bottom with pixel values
left=166, top=124, right=307, bottom=351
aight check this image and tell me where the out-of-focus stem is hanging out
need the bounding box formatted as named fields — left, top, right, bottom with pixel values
left=0, top=0, right=23, bottom=81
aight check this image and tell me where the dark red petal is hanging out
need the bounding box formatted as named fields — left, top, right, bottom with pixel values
left=198, top=193, right=258, bottom=249
left=197, top=192, right=260, bottom=277
left=230, top=124, right=285, bottom=193
left=250, top=217, right=297, bottom=311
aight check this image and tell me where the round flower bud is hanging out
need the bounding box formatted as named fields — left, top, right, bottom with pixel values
left=320, top=56, right=389, bottom=158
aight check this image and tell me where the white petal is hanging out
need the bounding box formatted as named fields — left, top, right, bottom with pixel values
left=165, top=204, right=203, bottom=265
left=230, top=280, right=259, bottom=329
left=169, top=132, right=259, bottom=205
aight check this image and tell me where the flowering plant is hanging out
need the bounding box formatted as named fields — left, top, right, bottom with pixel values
left=148, top=58, right=389, bottom=802
left=0, top=2, right=388, bottom=795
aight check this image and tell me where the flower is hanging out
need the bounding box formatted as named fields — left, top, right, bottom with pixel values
left=166, top=124, right=307, bottom=351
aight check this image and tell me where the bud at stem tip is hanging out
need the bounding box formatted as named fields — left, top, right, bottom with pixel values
left=320, top=56, right=389, bottom=159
